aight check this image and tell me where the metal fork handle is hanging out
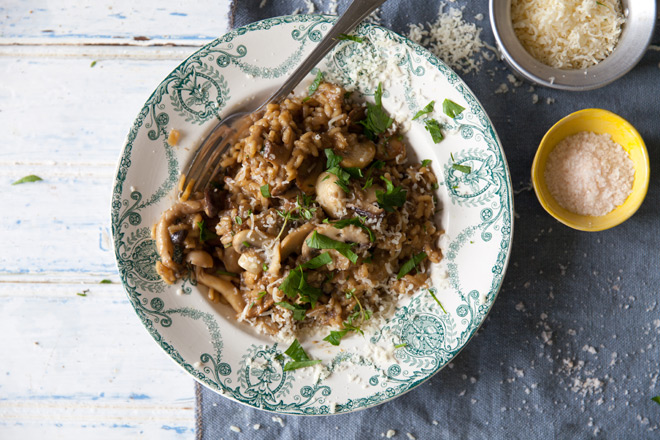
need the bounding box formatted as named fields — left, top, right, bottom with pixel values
left=262, top=0, right=387, bottom=107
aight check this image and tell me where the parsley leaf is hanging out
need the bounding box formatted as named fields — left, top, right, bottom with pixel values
left=216, top=269, right=239, bottom=277
left=306, top=231, right=358, bottom=264
left=324, top=329, right=350, bottom=346
left=12, top=175, right=43, bottom=185
left=282, top=339, right=321, bottom=371
left=324, top=149, right=355, bottom=193
left=442, top=98, right=465, bottom=118
left=99, top=279, right=112, bottom=284
left=197, top=220, right=217, bottom=242
left=260, top=184, right=271, bottom=198
left=413, top=100, right=435, bottom=120
left=275, top=301, right=308, bottom=321
left=325, top=148, right=343, bottom=169
left=424, top=119, right=444, bottom=143
left=397, top=252, right=428, bottom=279
left=337, top=33, right=364, bottom=43
left=394, top=343, right=407, bottom=349
left=452, top=163, right=471, bottom=174
left=427, top=288, right=447, bottom=314
left=303, top=70, right=324, bottom=102
left=359, top=83, right=393, bottom=140
left=421, top=159, right=432, bottom=168
left=376, top=176, right=407, bottom=212
left=301, top=252, right=333, bottom=270
left=235, top=216, right=242, bottom=225
left=652, top=396, right=660, bottom=405
left=278, top=266, right=323, bottom=307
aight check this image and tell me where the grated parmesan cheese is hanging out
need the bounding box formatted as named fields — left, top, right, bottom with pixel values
left=511, top=0, right=625, bottom=69
left=544, top=131, right=634, bottom=216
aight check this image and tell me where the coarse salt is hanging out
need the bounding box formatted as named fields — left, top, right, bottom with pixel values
left=544, top=131, right=634, bottom=216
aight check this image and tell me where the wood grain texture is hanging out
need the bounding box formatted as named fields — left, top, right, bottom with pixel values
left=1, top=0, right=232, bottom=438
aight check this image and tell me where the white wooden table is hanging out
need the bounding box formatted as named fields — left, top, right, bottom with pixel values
left=1, top=1, right=231, bottom=437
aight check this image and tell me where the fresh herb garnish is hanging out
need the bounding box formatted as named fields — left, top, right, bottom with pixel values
left=279, top=266, right=323, bottom=307
left=421, top=159, right=432, bottom=168
left=235, top=216, right=242, bottom=225
left=260, top=184, right=271, bottom=198
left=262, top=263, right=268, bottom=272
left=99, top=279, right=112, bottom=284
left=306, top=231, right=358, bottom=264
left=652, top=396, right=660, bottom=405
left=76, top=289, right=89, bottom=297
left=359, top=83, right=393, bottom=140
left=442, top=98, right=465, bottom=118
left=301, top=251, right=333, bottom=270
left=282, top=339, right=321, bottom=371
left=197, top=220, right=216, bottom=242
left=394, top=343, right=407, bottom=349
left=257, top=290, right=268, bottom=299
left=413, top=101, right=435, bottom=120
left=424, top=119, right=444, bottom=143
left=324, top=216, right=375, bottom=242
left=452, top=163, right=471, bottom=174
left=275, top=302, right=308, bottom=321
left=323, top=290, right=372, bottom=345
left=337, top=33, right=364, bottom=43
left=303, top=70, right=324, bottom=102
left=12, top=175, right=43, bottom=185
left=397, top=252, right=428, bottom=279
left=427, top=289, right=447, bottom=314
left=324, top=149, right=356, bottom=192
left=376, top=176, right=407, bottom=212
left=90, top=60, right=97, bottom=68
left=216, top=269, right=239, bottom=277
left=324, top=328, right=350, bottom=346
left=296, top=194, right=317, bottom=220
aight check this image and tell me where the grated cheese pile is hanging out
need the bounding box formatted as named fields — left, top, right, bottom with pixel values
left=511, top=0, right=625, bottom=70
left=544, top=131, right=634, bottom=216
left=407, top=3, right=489, bottom=74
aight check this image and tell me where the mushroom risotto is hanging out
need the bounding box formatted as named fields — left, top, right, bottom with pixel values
left=154, top=81, right=443, bottom=340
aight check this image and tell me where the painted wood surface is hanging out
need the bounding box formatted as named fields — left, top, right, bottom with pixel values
left=1, top=1, right=231, bottom=438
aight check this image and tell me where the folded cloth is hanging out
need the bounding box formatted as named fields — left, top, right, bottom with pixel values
left=198, top=1, right=660, bottom=438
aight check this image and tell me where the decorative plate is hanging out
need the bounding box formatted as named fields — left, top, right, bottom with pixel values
left=111, top=15, right=513, bottom=415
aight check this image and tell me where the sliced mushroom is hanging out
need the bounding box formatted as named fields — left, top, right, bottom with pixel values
left=263, top=139, right=291, bottom=166
left=315, top=171, right=346, bottom=219
left=154, top=199, right=203, bottom=271
left=376, top=137, right=406, bottom=162
left=232, top=229, right=273, bottom=252
left=238, top=250, right=265, bottom=274
left=221, top=246, right=243, bottom=273
left=295, top=155, right=324, bottom=194
left=301, top=224, right=370, bottom=270
left=184, top=250, right=214, bottom=268
left=195, top=266, right=245, bottom=313
left=280, top=223, right=316, bottom=259
left=339, top=141, right=376, bottom=169
left=347, top=185, right=384, bottom=217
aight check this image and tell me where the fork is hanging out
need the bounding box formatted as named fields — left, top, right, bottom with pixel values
left=180, top=0, right=387, bottom=196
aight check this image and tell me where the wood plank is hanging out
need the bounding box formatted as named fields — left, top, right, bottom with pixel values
left=0, top=289, right=195, bottom=438
left=0, top=0, right=230, bottom=46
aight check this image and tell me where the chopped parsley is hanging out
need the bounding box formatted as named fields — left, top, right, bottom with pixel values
left=76, top=289, right=89, bottom=297
left=323, top=216, right=375, bottom=242
left=12, top=175, right=43, bottom=185
left=303, top=70, right=324, bottom=102
left=376, top=176, right=407, bottom=212
left=90, top=60, right=97, bottom=68
left=337, top=33, right=364, bottom=43
left=442, top=98, right=465, bottom=118
left=413, top=100, right=435, bottom=120
left=323, top=290, right=372, bottom=346
left=301, top=251, right=333, bottom=270
left=652, top=396, right=660, bottom=405
left=324, top=149, right=362, bottom=192
left=278, top=266, right=323, bottom=307
left=216, top=269, right=239, bottom=277
left=359, top=82, right=393, bottom=140
left=427, top=288, right=447, bottom=314
left=421, top=159, right=432, bottom=168
left=452, top=163, right=471, bottom=174
left=424, top=119, right=444, bottom=143
left=394, top=343, right=407, bottom=349
left=275, top=301, right=308, bottom=321
left=282, top=339, right=321, bottom=371
left=99, top=279, right=112, bottom=284
left=257, top=290, right=268, bottom=299
left=197, top=220, right=216, bottom=242
left=306, top=231, right=358, bottom=264
left=262, top=263, right=268, bottom=271
left=260, top=183, right=271, bottom=198
left=235, top=216, right=242, bottom=225
left=397, top=251, right=427, bottom=279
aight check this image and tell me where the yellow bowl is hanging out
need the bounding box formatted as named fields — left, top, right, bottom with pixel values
left=531, top=108, right=650, bottom=231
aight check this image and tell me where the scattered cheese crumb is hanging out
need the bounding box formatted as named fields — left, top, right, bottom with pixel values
left=229, top=425, right=241, bottom=433
left=253, top=423, right=261, bottom=430
left=406, top=433, right=416, bottom=440
left=386, top=429, right=396, bottom=438
left=494, top=83, right=509, bottom=94
left=271, top=416, right=285, bottom=427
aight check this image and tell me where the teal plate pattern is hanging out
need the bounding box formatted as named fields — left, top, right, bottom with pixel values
left=111, top=15, right=514, bottom=415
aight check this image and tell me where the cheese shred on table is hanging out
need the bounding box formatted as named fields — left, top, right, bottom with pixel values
left=511, top=0, right=625, bottom=69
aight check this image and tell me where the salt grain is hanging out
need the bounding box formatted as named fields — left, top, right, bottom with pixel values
left=544, top=131, right=634, bottom=216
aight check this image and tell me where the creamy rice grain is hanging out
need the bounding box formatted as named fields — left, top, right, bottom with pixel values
left=544, top=131, right=634, bottom=216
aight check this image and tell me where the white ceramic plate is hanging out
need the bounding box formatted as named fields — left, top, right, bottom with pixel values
left=112, top=15, right=513, bottom=415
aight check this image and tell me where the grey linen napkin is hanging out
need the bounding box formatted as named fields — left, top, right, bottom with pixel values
left=197, top=1, right=660, bottom=438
